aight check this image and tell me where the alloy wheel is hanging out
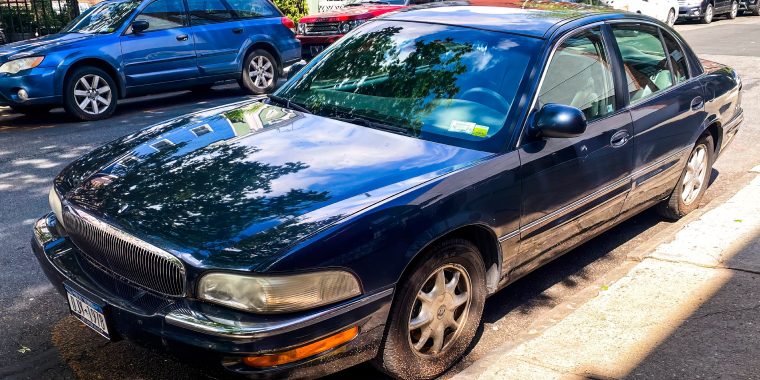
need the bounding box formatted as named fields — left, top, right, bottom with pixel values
left=706, top=5, right=714, bottom=22
left=408, top=263, right=471, bottom=356
left=73, top=74, right=111, bottom=115
left=681, top=145, right=708, bottom=205
left=667, top=9, right=676, bottom=26
left=731, top=1, right=738, bottom=17
left=248, top=55, right=274, bottom=90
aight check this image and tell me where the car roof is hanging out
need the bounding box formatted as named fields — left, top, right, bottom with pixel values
left=382, top=5, right=636, bottom=39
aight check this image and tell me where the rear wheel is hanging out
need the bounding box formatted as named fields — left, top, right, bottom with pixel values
left=371, top=239, right=486, bottom=380
left=238, top=49, right=278, bottom=95
left=727, top=0, right=739, bottom=18
left=10, top=105, right=53, bottom=115
left=657, top=133, right=714, bottom=220
left=753, top=4, right=760, bottom=15
left=63, top=66, right=117, bottom=121
left=701, top=3, right=714, bottom=23
left=667, top=8, right=676, bottom=26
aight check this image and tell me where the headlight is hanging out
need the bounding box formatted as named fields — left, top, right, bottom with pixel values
left=0, top=56, right=44, bottom=74
left=297, top=22, right=307, bottom=35
left=48, top=186, right=65, bottom=228
left=198, top=270, right=362, bottom=314
left=338, top=19, right=367, bottom=34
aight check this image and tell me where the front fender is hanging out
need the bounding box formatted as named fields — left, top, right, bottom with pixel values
left=54, top=45, right=125, bottom=98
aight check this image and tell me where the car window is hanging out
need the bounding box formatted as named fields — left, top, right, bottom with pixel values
left=537, top=27, right=616, bottom=123
left=660, top=29, right=689, bottom=85
left=134, top=0, right=188, bottom=32
left=226, top=0, right=277, bottom=18
left=187, top=0, right=234, bottom=25
left=611, top=24, right=672, bottom=103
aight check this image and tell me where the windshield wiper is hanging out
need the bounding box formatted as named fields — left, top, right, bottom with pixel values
left=333, top=117, right=409, bottom=135
left=266, top=94, right=312, bottom=114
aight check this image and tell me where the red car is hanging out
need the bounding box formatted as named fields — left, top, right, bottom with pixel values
left=296, top=0, right=433, bottom=57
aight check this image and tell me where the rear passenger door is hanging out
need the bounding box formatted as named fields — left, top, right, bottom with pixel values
left=188, top=0, right=247, bottom=75
left=610, top=23, right=706, bottom=217
left=516, top=25, right=634, bottom=276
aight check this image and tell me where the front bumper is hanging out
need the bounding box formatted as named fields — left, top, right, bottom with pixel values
left=0, top=66, right=60, bottom=106
left=678, top=5, right=704, bottom=19
left=740, top=0, right=758, bottom=10
left=31, top=212, right=393, bottom=379
left=296, top=34, right=344, bottom=56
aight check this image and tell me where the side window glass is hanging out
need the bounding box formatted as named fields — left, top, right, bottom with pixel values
left=538, top=27, right=616, bottom=123
left=660, top=30, right=689, bottom=84
left=134, top=0, right=188, bottom=32
left=226, top=0, right=277, bottom=18
left=611, top=24, right=672, bottom=103
left=187, top=0, right=234, bottom=25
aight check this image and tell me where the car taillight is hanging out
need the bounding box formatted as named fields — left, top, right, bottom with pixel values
left=282, top=17, right=296, bottom=34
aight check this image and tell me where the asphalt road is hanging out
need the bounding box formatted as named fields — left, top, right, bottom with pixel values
left=1, top=15, right=759, bottom=380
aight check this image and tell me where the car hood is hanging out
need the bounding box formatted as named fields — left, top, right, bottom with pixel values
left=61, top=100, right=492, bottom=270
left=299, top=4, right=406, bottom=22
left=0, top=33, right=92, bottom=62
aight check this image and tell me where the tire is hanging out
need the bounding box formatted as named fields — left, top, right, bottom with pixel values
left=10, top=105, right=53, bottom=115
left=657, top=133, right=714, bottom=220
left=188, top=82, right=214, bottom=92
left=371, top=239, right=486, bottom=380
left=666, top=8, right=676, bottom=26
left=701, top=3, right=714, bottom=23
left=753, top=5, right=760, bottom=15
left=238, top=49, right=278, bottom=95
left=63, top=66, right=117, bottom=121
left=727, top=0, right=739, bottom=18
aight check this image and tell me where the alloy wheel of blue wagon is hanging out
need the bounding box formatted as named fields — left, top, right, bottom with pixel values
left=73, top=74, right=112, bottom=115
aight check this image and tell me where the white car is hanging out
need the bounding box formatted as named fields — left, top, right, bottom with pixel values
left=604, top=0, right=679, bottom=26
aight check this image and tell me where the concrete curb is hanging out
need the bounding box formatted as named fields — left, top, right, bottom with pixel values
left=450, top=170, right=759, bottom=380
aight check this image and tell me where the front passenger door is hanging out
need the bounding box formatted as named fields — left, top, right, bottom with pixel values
left=515, top=26, right=634, bottom=276
left=120, top=0, right=198, bottom=86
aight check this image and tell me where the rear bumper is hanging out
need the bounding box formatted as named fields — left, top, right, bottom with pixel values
left=31, top=212, right=393, bottom=379
left=718, top=108, right=743, bottom=158
left=0, top=66, right=60, bottom=106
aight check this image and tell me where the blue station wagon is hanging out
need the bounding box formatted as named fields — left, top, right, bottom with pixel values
left=0, top=0, right=300, bottom=121
left=32, top=6, right=742, bottom=380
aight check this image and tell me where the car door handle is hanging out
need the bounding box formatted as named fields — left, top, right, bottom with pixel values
left=691, top=96, right=704, bottom=110
left=233, top=28, right=244, bottom=34
left=176, top=34, right=188, bottom=41
left=611, top=130, right=630, bottom=148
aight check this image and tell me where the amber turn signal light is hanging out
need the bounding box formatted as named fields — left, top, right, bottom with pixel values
left=243, top=327, right=358, bottom=368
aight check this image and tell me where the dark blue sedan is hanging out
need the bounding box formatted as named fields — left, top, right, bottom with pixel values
left=31, top=6, right=742, bottom=380
left=0, top=0, right=300, bottom=121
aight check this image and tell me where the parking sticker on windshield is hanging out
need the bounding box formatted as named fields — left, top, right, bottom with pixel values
left=472, top=125, right=489, bottom=137
left=449, top=120, right=476, bottom=134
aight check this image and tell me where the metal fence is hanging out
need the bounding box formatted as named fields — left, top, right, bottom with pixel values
left=0, top=0, right=79, bottom=44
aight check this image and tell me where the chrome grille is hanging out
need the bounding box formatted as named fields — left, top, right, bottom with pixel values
left=304, top=22, right=340, bottom=35
left=63, top=207, right=186, bottom=296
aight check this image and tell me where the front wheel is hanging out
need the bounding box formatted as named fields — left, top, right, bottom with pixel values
left=657, top=133, right=714, bottom=220
left=371, top=239, right=486, bottom=380
left=238, top=49, right=278, bottom=95
left=667, top=8, right=676, bottom=26
left=727, top=0, right=739, bottom=18
left=701, top=3, right=714, bottom=23
left=63, top=66, right=117, bottom=121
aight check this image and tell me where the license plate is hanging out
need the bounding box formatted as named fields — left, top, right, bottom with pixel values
left=65, top=285, right=111, bottom=339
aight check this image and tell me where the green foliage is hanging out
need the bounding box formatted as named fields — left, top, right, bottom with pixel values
left=272, top=0, right=308, bottom=22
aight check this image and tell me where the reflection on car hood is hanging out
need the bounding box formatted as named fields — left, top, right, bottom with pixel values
left=0, top=33, right=91, bottom=61
left=61, top=101, right=492, bottom=270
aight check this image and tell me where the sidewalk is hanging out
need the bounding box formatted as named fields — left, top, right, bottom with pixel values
left=454, top=172, right=760, bottom=380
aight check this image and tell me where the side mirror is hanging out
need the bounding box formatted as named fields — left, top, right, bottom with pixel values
left=533, top=103, right=587, bottom=138
left=287, top=61, right=307, bottom=80
left=131, top=20, right=149, bottom=34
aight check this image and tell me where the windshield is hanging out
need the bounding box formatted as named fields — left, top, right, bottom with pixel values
left=276, top=21, right=540, bottom=152
left=60, top=0, right=140, bottom=34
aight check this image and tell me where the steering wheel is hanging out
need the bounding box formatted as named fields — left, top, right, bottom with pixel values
left=458, top=87, right=510, bottom=115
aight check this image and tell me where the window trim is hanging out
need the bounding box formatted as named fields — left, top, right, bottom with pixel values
left=125, top=0, right=190, bottom=35
left=516, top=22, right=626, bottom=148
